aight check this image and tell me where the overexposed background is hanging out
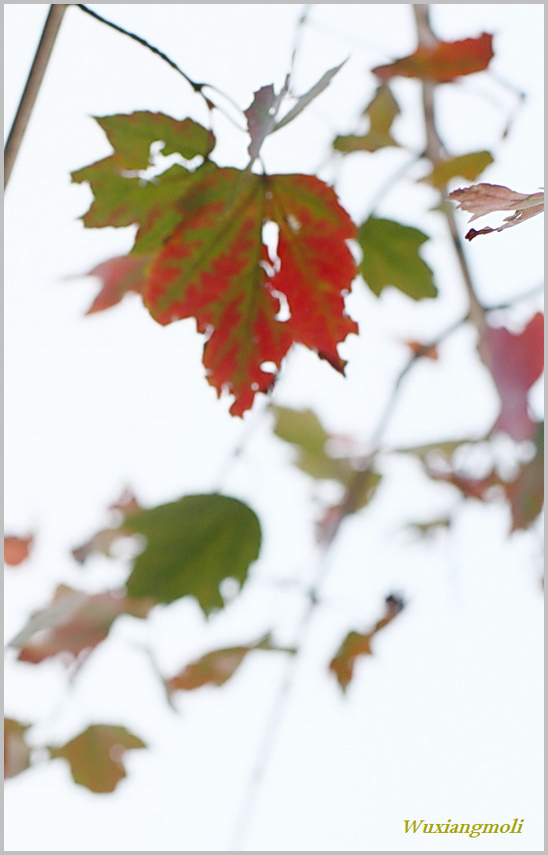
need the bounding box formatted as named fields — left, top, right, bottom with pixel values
left=5, top=4, right=544, bottom=851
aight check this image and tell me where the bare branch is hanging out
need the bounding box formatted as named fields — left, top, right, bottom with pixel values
left=4, top=5, right=68, bottom=189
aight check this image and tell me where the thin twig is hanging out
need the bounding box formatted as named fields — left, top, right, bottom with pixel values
left=485, top=281, right=544, bottom=312
left=367, top=152, right=423, bottom=217
left=76, top=4, right=203, bottom=91
left=288, top=4, right=313, bottom=85
left=4, top=5, right=68, bottom=189
left=76, top=4, right=247, bottom=130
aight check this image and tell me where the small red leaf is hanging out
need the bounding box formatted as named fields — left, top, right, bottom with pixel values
left=10, top=585, right=152, bottom=664
left=405, top=340, right=439, bottom=360
left=166, top=635, right=294, bottom=693
left=72, top=489, right=142, bottom=564
left=481, top=314, right=544, bottom=441
left=373, top=33, right=494, bottom=83
left=4, top=535, right=33, bottom=567
left=424, top=465, right=502, bottom=500
left=329, top=595, right=405, bottom=691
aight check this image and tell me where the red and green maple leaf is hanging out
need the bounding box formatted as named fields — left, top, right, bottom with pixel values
left=73, top=113, right=358, bottom=415
left=373, top=33, right=494, bottom=83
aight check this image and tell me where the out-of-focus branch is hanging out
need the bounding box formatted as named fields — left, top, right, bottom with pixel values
left=412, top=4, right=486, bottom=335
left=4, top=5, right=69, bottom=189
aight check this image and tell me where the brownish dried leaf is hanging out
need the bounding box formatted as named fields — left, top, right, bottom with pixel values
left=329, top=595, right=405, bottom=691
left=449, top=183, right=544, bottom=240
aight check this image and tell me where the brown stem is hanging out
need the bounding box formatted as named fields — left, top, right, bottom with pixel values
left=4, top=5, right=69, bottom=189
left=411, top=4, right=486, bottom=335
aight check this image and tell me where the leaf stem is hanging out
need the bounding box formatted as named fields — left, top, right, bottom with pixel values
left=76, top=4, right=247, bottom=130
left=4, top=5, right=68, bottom=189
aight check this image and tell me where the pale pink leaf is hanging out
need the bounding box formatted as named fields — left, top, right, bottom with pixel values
left=448, top=183, right=544, bottom=241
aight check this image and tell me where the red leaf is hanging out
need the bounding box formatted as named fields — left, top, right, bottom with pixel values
left=4, top=535, right=33, bottom=567
left=481, top=314, right=544, bottom=441
left=9, top=585, right=152, bottom=664
left=72, top=488, right=142, bottom=564
left=424, top=465, right=502, bottom=500
left=329, top=595, right=405, bottom=691
left=373, top=33, right=494, bottom=83
left=73, top=113, right=358, bottom=415
left=83, top=256, right=151, bottom=314
left=145, top=167, right=358, bottom=415
left=166, top=635, right=294, bottom=693
left=405, top=340, right=439, bottom=360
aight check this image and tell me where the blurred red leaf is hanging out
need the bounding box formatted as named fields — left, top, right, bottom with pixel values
left=424, top=464, right=502, bottom=500
left=481, top=313, right=544, bottom=441
left=166, top=635, right=295, bottom=694
left=4, top=719, right=32, bottom=779
left=49, top=725, right=146, bottom=793
left=9, top=585, right=153, bottom=664
left=405, top=340, right=439, bottom=360
left=4, top=535, right=33, bottom=567
left=72, top=489, right=141, bottom=564
left=329, top=595, right=405, bottom=691
left=373, top=33, right=493, bottom=83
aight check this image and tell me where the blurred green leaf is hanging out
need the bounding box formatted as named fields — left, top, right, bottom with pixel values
left=505, top=422, right=544, bottom=531
left=272, top=406, right=353, bottom=482
left=421, top=150, right=493, bottom=188
left=49, top=725, right=146, bottom=793
left=333, top=85, right=400, bottom=153
left=357, top=217, right=437, bottom=299
left=124, top=495, right=261, bottom=613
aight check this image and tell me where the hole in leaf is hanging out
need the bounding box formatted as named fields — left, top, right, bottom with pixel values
left=149, top=140, right=164, bottom=157
left=262, top=222, right=280, bottom=272
left=260, top=361, right=277, bottom=374
left=109, top=743, right=125, bottom=763
left=272, top=288, right=290, bottom=322
left=220, top=577, right=240, bottom=602
left=285, top=214, right=301, bottom=234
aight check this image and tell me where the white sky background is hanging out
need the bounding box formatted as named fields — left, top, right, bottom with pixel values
left=4, top=4, right=544, bottom=852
